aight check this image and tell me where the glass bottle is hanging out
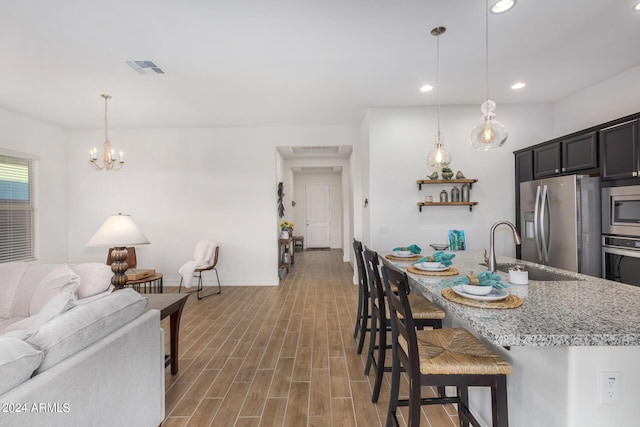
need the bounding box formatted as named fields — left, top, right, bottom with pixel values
left=451, top=186, right=460, bottom=202
left=461, top=183, right=470, bottom=202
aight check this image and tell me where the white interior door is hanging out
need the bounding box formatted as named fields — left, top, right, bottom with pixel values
left=305, top=184, right=331, bottom=248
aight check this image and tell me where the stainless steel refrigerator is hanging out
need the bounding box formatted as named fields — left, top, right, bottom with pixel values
left=520, top=175, right=601, bottom=277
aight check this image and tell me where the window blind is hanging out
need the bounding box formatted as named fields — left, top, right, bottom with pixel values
left=0, top=152, right=38, bottom=263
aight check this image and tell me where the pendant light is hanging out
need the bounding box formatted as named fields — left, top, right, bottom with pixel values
left=470, top=0, right=508, bottom=150
left=426, top=26, right=452, bottom=171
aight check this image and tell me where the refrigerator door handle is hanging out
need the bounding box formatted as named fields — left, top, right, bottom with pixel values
left=534, top=185, right=543, bottom=261
left=540, top=184, right=550, bottom=262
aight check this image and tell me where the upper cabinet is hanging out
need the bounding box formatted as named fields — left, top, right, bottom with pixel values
left=562, top=132, right=598, bottom=173
left=515, top=150, right=533, bottom=183
left=600, top=118, right=640, bottom=180
left=533, top=142, right=562, bottom=178
left=531, top=132, right=598, bottom=179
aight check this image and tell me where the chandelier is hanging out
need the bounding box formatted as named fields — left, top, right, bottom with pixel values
left=89, top=94, right=124, bottom=171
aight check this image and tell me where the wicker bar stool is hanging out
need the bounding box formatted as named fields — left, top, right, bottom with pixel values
left=363, top=246, right=445, bottom=403
left=352, top=239, right=370, bottom=354
left=381, top=262, right=512, bottom=427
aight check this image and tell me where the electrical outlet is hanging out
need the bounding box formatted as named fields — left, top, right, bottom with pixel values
left=599, top=371, right=621, bottom=404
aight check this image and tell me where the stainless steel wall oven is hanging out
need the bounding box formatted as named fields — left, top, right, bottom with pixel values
left=602, top=236, right=640, bottom=286
left=602, top=185, right=640, bottom=286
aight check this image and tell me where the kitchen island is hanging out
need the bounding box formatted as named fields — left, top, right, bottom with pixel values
left=382, top=250, right=640, bottom=427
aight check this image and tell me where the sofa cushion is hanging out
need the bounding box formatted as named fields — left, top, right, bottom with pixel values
left=29, top=265, right=80, bottom=316
left=71, top=262, right=113, bottom=299
left=25, top=288, right=148, bottom=374
left=0, top=262, right=28, bottom=319
left=5, top=292, right=77, bottom=337
left=0, top=337, right=44, bottom=396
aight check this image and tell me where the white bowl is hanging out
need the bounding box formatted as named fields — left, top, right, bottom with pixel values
left=393, top=250, right=413, bottom=256
left=461, top=284, right=493, bottom=296
left=417, top=261, right=444, bottom=269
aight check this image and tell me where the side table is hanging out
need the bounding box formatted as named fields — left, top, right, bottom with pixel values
left=144, top=293, right=189, bottom=375
left=128, top=273, right=163, bottom=293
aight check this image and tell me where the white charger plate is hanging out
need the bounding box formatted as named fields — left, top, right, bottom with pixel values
left=452, top=285, right=509, bottom=302
left=414, top=263, right=449, bottom=272
left=393, top=251, right=418, bottom=258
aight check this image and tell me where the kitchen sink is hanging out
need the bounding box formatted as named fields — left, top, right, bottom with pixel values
left=481, top=263, right=583, bottom=282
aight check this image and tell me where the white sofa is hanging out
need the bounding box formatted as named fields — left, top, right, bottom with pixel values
left=0, top=262, right=165, bottom=427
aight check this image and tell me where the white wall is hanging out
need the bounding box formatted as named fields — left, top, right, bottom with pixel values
left=553, top=65, right=640, bottom=137
left=292, top=172, right=343, bottom=250
left=0, top=108, right=68, bottom=263
left=365, top=104, right=553, bottom=257
left=65, top=126, right=358, bottom=286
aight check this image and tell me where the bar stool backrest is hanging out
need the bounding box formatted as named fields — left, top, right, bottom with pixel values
left=381, top=263, right=419, bottom=371
left=363, top=247, right=385, bottom=315
left=352, top=239, right=368, bottom=294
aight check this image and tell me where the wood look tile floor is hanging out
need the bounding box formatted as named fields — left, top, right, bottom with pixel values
left=159, top=249, right=459, bottom=427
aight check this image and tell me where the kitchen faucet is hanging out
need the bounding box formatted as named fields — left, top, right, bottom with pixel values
left=486, top=221, right=521, bottom=272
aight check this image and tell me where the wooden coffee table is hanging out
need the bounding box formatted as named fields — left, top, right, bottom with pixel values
left=144, top=293, right=189, bottom=375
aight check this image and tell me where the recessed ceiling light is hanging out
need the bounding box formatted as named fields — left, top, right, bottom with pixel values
left=420, top=84, right=434, bottom=93
left=511, top=82, right=526, bottom=90
left=634, top=2, right=640, bottom=11
left=491, top=0, right=517, bottom=14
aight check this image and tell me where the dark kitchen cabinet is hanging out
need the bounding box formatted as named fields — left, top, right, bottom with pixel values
left=562, top=132, right=598, bottom=173
left=515, top=150, right=533, bottom=184
left=533, top=142, right=561, bottom=178
left=532, top=132, right=598, bottom=179
left=600, top=118, right=640, bottom=180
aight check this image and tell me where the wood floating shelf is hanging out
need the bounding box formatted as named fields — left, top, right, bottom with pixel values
left=417, top=201, right=479, bottom=212
left=416, top=178, right=478, bottom=191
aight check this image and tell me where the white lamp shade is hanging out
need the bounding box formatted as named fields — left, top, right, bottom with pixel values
left=86, top=214, right=150, bottom=247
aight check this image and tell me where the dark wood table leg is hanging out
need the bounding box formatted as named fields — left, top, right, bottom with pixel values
left=168, top=296, right=188, bottom=375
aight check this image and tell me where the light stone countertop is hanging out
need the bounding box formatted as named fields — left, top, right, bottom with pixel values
left=381, top=250, right=640, bottom=347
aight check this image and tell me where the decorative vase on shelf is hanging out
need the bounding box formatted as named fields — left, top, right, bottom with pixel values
left=441, top=167, right=453, bottom=180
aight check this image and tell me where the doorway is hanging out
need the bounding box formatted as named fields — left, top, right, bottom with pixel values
left=305, top=184, right=331, bottom=248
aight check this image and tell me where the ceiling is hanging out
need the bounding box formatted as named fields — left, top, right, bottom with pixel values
left=1, top=0, right=640, bottom=129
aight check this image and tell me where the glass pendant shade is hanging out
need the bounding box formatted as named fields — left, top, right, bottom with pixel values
left=470, top=100, right=508, bottom=150
left=427, top=133, right=452, bottom=170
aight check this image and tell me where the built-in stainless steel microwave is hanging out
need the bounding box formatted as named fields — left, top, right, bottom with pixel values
left=602, top=185, right=640, bottom=237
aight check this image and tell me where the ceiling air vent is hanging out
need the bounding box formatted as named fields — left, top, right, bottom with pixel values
left=126, top=61, right=165, bottom=75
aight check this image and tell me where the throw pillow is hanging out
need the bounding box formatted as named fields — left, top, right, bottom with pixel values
left=0, top=262, right=28, bottom=318
left=71, top=263, right=113, bottom=299
left=5, top=292, right=77, bottom=338
left=29, top=265, right=81, bottom=316
left=0, top=337, right=44, bottom=396
left=25, top=288, right=148, bottom=374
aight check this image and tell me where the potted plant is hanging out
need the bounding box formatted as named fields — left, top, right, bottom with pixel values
left=441, top=166, right=454, bottom=180
left=279, top=221, right=295, bottom=239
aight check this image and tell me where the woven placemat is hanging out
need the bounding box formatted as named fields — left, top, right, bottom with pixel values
left=385, top=254, right=422, bottom=261
left=441, top=288, right=523, bottom=309
left=406, top=266, right=460, bottom=277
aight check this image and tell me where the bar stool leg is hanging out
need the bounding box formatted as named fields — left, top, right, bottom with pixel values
left=386, top=347, right=401, bottom=427
left=371, top=320, right=386, bottom=402
left=364, top=308, right=377, bottom=375
left=353, top=284, right=363, bottom=339
left=356, top=293, right=369, bottom=354
left=492, top=375, right=509, bottom=427
left=408, top=369, right=422, bottom=427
